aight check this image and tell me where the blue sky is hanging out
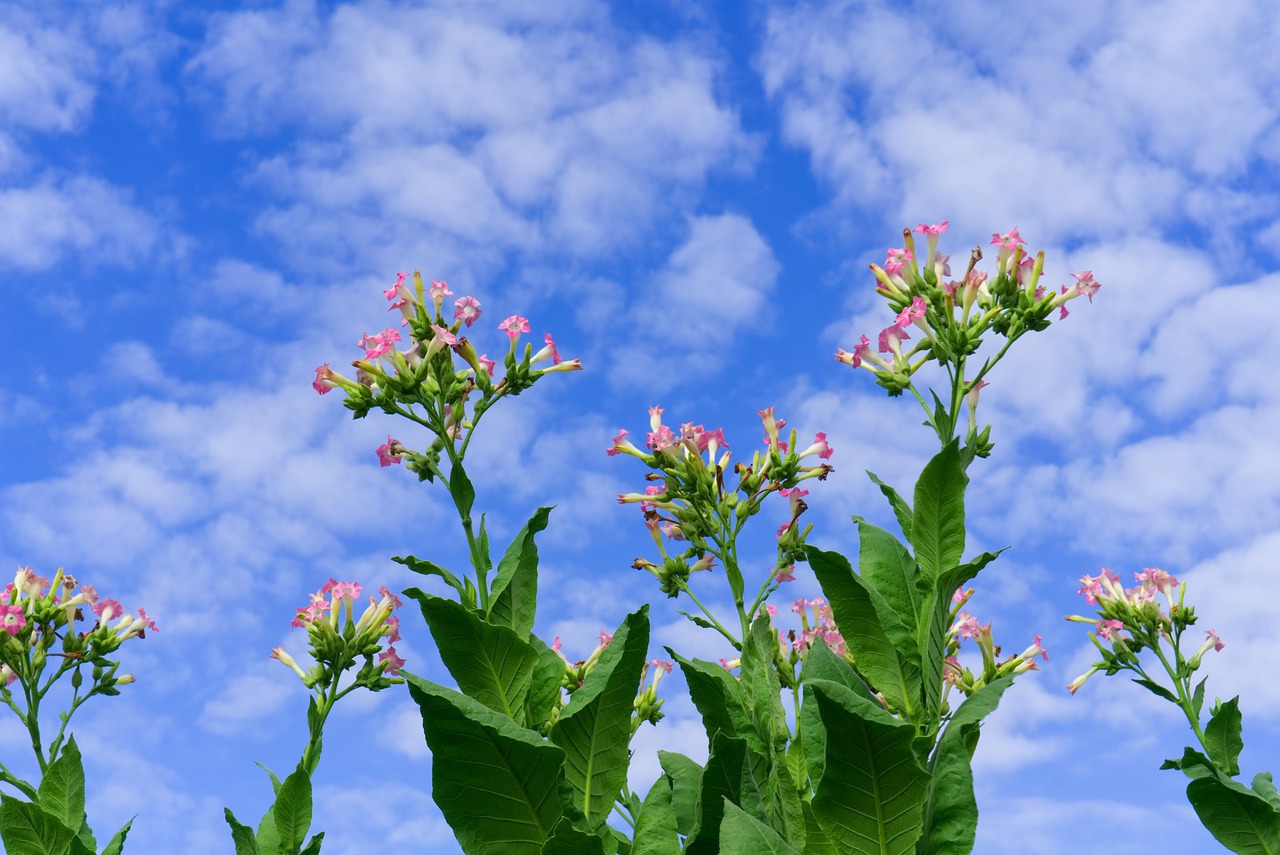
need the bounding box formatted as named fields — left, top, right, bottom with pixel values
left=3, top=0, right=1280, bottom=852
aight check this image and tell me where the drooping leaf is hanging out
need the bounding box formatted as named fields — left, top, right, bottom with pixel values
left=911, top=442, right=967, bottom=583
left=1161, top=746, right=1216, bottom=781
left=392, top=554, right=465, bottom=598
left=657, top=752, right=703, bottom=837
left=803, top=681, right=929, bottom=855
left=406, top=672, right=567, bottom=854
left=408, top=587, right=540, bottom=721
left=864, top=472, right=912, bottom=543
left=719, top=800, right=799, bottom=855
left=670, top=651, right=755, bottom=751
left=223, top=808, right=260, bottom=855
left=489, top=506, right=553, bottom=638
left=273, top=765, right=313, bottom=853
left=551, top=606, right=650, bottom=827
left=1206, top=696, right=1245, bottom=777
left=806, top=546, right=921, bottom=721
left=632, top=775, right=680, bottom=855
left=1186, top=772, right=1280, bottom=855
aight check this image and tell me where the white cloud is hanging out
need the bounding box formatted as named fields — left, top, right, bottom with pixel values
left=198, top=663, right=295, bottom=736
left=0, top=11, right=95, bottom=133
left=189, top=1, right=750, bottom=265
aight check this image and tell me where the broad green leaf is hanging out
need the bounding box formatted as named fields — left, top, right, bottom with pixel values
left=801, top=801, right=837, bottom=855
left=408, top=588, right=540, bottom=721
left=934, top=551, right=1004, bottom=602
left=670, top=651, right=755, bottom=751
left=406, top=672, right=567, bottom=854
left=541, top=816, right=606, bottom=855
left=1257, top=774, right=1280, bottom=813
left=741, top=616, right=790, bottom=754
left=917, top=589, right=947, bottom=721
left=803, top=682, right=928, bottom=855
left=552, top=606, right=650, bottom=827
left=36, top=735, right=88, bottom=842
left=256, top=808, right=280, bottom=855
left=864, top=472, right=912, bottom=543
left=657, top=752, right=703, bottom=837
left=100, top=819, right=133, bottom=855
left=299, top=831, right=325, bottom=855
left=1162, top=746, right=1216, bottom=781
left=274, top=766, right=313, bottom=853
left=223, top=808, right=260, bottom=855
left=917, top=677, right=1013, bottom=855
left=685, top=734, right=753, bottom=855
left=800, top=638, right=874, bottom=702
left=911, top=442, right=967, bottom=583
left=720, top=800, right=799, bottom=855
left=632, top=776, right=680, bottom=855
left=489, top=506, right=553, bottom=637
left=0, top=794, right=92, bottom=855
left=851, top=519, right=923, bottom=638
left=449, top=464, right=476, bottom=521
left=391, top=555, right=465, bottom=598
left=1187, top=772, right=1280, bottom=854
left=806, top=547, right=921, bottom=721
left=527, top=631, right=569, bottom=729
left=1206, top=696, right=1245, bottom=777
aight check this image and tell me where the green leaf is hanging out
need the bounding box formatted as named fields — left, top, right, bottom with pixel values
left=527, top=632, right=569, bottom=729
left=685, top=734, right=753, bottom=855
left=851, top=519, right=923, bottom=637
left=1257, top=774, right=1280, bottom=813
left=541, top=816, right=606, bottom=855
left=657, top=751, right=703, bottom=837
left=806, top=546, right=921, bottom=721
left=1161, top=747, right=1216, bottom=781
left=274, top=766, right=313, bottom=853
left=299, top=831, right=325, bottom=855
left=720, top=800, right=799, bottom=855
left=305, top=695, right=323, bottom=769
left=1206, top=696, right=1245, bottom=777
left=408, top=587, right=540, bottom=721
left=1132, top=677, right=1180, bottom=706
left=406, top=672, right=567, bottom=854
left=255, top=808, right=279, bottom=855
left=449, top=464, right=476, bottom=521
left=741, top=616, right=790, bottom=754
left=632, top=776, right=680, bottom=855
left=800, top=638, right=874, bottom=701
left=1193, top=677, right=1209, bottom=719
left=551, top=606, right=650, bottom=827
left=910, top=442, right=967, bottom=583
left=224, top=808, right=260, bottom=855
left=801, top=801, right=838, bottom=855
left=0, top=794, right=91, bottom=855
left=670, top=651, right=754, bottom=750
left=1186, top=772, right=1280, bottom=855
left=100, top=819, right=133, bottom=855
left=917, top=678, right=1013, bottom=855
left=255, top=762, right=283, bottom=796
left=864, top=472, right=912, bottom=543
left=36, top=735, right=88, bottom=842
left=803, top=681, right=928, bottom=855
left=489, top=506, right=553, bottom=638
left=392, top=554, right=465, bottom=597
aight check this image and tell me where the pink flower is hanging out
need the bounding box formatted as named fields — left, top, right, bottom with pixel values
left=359, top=329, right=402, bottom=360
left=1, top=604, right=25, bottom=636
left=134, top=607, right=158, bottom=635
left=378, top=646, right=406, bottom=675
left=797, top=432, right=833, bottom=461
left=429, top=324, right=457, bottom=346
left=1206, top=629, right=1224, bottom=652
left=428, top=280, right=453, bottom=304
left=477, top=354, right=496, bottom=375
left=952, top=611, right=981, bottom=640
left=878, top=323, right=910, bottom=355
left=94, top=599, right=124, bottom=624
left=990, top=228, right=1026, bottom=249
left=1072, top=271, right=1101, bottom=302
left=913, top=221, right=949, bottom=237
left=1096, top=618, right=1125, bottom=641
left=607, top=428, right=640, bottom=457
left=384, top=272, right=409, bottom=301
left=498, top=315, right=530, bottom=340
left=532, top=333, right=562, bottom=365
left=376, top=436, right=404, bottom=467
left=775, top=565, right=795, bottom=583
left=313, top=363, right=341, bottom=395
left=454, top=296, right=482, bottom=327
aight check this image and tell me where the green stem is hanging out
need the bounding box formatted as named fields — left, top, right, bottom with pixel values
left=0, top=765, right=37, bottom=801
left=676, top=579, right=741, bottom=650
left=1150, top=635, right=1210, bottom=750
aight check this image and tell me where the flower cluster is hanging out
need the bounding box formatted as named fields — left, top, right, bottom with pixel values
left=552, top=631, right=613, bottom=694
left=836, top=222, right=1100, bottom=455
left=611, top=406, right=832, bottom=613
left=272, top=579, right=404, bottom=692
left=1065, top=567, right=1217, bottom=696
left=938, top=588, right=1047, bottom=702
left=0, top=565, right=153, bottom=695
left=313, top=270, right=580, bottom=482
left=633, top=658, right=674, bottom=732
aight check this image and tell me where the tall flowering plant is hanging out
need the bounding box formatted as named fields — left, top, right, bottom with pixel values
left=1067, top=571, right=1280, bottom=854
left=313, top=272, right=668, bottom=854
left=595, top=222, right=1094, bottom=854
left=224, top=580, right=404, bottom=855
left=0, top=565, right=150, bottom=854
